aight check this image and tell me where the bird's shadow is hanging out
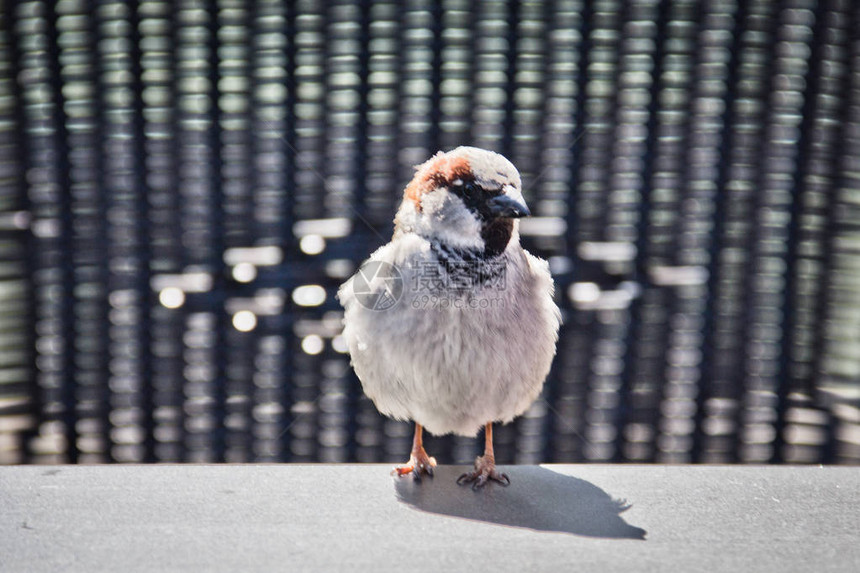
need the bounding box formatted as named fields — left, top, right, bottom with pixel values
left=394, top=465, right=647, bottom=540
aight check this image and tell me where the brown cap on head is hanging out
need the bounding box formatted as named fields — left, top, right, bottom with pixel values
left=404, top=151, right=472, bottom=210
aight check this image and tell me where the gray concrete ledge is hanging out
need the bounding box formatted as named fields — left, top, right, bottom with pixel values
left=1, top=464, right=858, bottom=572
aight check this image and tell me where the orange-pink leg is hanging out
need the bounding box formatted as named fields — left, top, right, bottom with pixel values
left=393, top=423, right=437, bottom=479
left=457, top=423, right=510, bottom=489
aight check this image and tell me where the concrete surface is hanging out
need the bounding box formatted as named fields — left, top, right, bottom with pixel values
left=0, top=464, right=857, bottom=572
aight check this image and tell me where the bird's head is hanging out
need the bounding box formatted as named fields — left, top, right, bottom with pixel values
left=394, top=147, right=530, bottom=256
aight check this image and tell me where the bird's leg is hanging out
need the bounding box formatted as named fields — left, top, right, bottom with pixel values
left=457, top=423, right=510, bottom=489
left=393, top=423, right=437, bottom=479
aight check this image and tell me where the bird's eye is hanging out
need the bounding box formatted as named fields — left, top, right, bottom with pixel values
left=462, top=181, right=478, bottom=200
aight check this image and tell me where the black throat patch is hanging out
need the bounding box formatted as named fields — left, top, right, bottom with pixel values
left=481, top=218, right=515, bottom=257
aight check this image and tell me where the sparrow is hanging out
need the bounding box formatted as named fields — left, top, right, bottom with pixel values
left=338, top=146, right=561, bottom=488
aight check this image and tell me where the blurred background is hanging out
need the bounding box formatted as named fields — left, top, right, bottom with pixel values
left=1, top=0, right=859, bottom=465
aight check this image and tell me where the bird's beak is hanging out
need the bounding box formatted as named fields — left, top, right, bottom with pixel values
left=485, top=194, right=531, bottom=219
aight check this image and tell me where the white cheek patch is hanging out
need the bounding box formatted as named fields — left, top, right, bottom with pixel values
left=418, top=192, right=484, bottom=249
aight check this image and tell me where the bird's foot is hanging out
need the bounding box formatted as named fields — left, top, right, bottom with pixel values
left=392, top=447, right=437, bottom=479
left=457, top=455, right=510, bottom=489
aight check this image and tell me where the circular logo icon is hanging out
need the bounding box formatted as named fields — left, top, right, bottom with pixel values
left=352, top=260, right=404, bottom=311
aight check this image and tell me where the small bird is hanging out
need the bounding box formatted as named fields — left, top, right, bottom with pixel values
left=338, top=147, right=561, bottom=488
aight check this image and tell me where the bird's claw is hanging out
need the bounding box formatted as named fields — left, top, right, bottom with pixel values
left=457, top=470, right=510, bottom=489
left=392, top=449, right=436, bottom=480
left=409, top=462, right=434, bottom=480
left=457, top=456, right=510, bottom=489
